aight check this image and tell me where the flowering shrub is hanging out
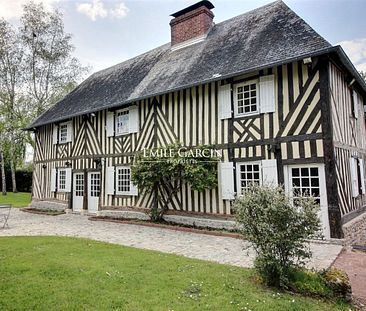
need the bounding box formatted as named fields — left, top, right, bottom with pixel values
left=233, top=184, right=322, bottom=288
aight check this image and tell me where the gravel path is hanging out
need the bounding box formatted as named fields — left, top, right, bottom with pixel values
left=0, top=209, right=342, bottom=270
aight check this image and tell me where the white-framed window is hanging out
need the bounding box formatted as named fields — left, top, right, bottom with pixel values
left=234, top=80, right=258, bottom=116
left=236, top=162, right=261, bottom=194
left=289, top=166, right=321, bottom=204
left=90, top=172, right=101, bottom=197
left=59, top=123, right=68, bottom=143
left=58, top=169, right=67, bottom=191
left=116, top=166, right=131, bottom=194
left=116, top=109, right=129, bottom=136
left=75, top=174, right=84, bottom=197
left=284, top=163, right=330, bottom=239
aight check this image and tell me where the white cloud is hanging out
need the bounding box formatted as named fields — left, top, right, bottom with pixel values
left=110, top=2, right=129, bottom=19
left=76, top=0, right=129, bottom=21
left=77, top=0, right=107, bottom=21
left=338, top=38, right=366, bottom=73
left=0, top=0, right=57, bottom=20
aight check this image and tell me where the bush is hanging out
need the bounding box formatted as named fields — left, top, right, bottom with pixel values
left=233, top=184, right=322, bottom=288
left=322, top=268, right=352, bottom=301
left=288, top=268, right=333, bottom=297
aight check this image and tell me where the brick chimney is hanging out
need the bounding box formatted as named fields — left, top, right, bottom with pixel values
left=170, top=1, right=214, bottom=49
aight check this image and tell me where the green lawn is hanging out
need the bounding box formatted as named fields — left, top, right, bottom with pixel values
left=0, top=237, right=350, bottom=311
left=0, top=192, right=31, bottom=207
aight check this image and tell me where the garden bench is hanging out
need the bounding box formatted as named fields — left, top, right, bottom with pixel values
left=0, top=204, right=11, bottom=228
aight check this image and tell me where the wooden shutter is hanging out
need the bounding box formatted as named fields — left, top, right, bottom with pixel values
left=219, top=162, right=235, bottom=200
left=50, top=168, right=57, bottom=192
left=52, top=125, right=58, bottom=145
left=65, top=168, right=72, bottom=192
left=353, top=90, right=359, bottom=119
left=130, top=182, right=138, bottom=196
left=359, top=158, right=366, bottom=194
left=66, top=121, right=73, bottom=143
left=218, top=84, right=232, bottom=119
left=106, top=111, right=115, bottom=137
left=129, top=106, right=139, bottom=133
left=261, top=159, right=278, bottom=185
left=350, top=157, right=359, bottom=197
left=106, top=166, right=115, bottom=195
left=259, top=75, right=275, bottom=113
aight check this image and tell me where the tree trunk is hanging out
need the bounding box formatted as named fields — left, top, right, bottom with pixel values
left=150, top=182, right=159, bottom=222
left=0, top=150, right=6, bottom=195
left=9, top=144, right=17, bottom=193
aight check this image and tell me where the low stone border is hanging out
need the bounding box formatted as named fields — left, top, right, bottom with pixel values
left=29, top=200, right=67, bottom=211
left=97, top=210, right=237, bottom=230
left=89, top=216, right=242, bottom=239
left=21, top=208, right=66, bottom=216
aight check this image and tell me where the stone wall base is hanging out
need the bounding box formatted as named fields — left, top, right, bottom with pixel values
left=29, top=199, right=68, bottom=211
left=97, top=210, right=237, bottom=231
left=342, top=211, right=366, bottom=246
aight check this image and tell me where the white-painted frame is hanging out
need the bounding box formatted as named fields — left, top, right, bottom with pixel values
left=284, top=163, right=330, bottom=239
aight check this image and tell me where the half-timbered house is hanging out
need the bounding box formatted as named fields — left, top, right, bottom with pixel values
left=26, top=0, right=366, bottom=240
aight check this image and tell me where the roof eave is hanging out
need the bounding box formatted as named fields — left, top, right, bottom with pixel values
left=26, top=45, right=366, bottom=130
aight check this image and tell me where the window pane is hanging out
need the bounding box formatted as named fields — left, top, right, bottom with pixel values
left=237, top=82, right=257, bottom=115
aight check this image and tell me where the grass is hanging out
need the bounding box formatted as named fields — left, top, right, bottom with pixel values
left=0, top=192, right=31, bottom=207
left=0, top=236, right=351, bottom=311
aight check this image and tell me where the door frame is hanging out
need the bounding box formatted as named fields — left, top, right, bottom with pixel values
left=72, top=172, right=85, bottom=212
left=284, top=163, right=330, bottom=239
left=87, top=170, right=101, bottom=213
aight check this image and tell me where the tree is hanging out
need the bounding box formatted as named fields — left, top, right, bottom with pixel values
left=0, top=1, right=88, bottom=193
left=21, top=2, right=88, bottom=117
left=0, top=18, right=25, bottom=193
left=233, top=184, right=322, bottom=288
left=131, top=143, right=220, bottom=221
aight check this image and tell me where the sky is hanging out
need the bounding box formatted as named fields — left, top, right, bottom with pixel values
left=0, top=0, right=366, bottom=75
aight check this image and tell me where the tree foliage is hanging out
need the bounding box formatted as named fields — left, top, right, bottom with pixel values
left=20, top=2, right=88, bottom=116
left=131, top=143, right=220, bottom=221
left=233, top=184, right=322, bottom=288
left=0, top=1, right=88, bottom=192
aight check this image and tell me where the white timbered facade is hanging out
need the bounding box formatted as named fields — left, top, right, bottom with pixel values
left=27, top=1, right=366, bottom=239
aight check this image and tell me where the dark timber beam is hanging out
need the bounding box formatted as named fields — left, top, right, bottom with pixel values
left=319, top=57, right=343, bottom=239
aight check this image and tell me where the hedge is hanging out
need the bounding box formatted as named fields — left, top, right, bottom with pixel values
left=0, top=170, right=32, bottom=193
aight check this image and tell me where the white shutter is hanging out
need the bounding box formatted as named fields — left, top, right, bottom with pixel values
left=219, top=162, right=235, bottom=200
left=106, top=111, right=115, bottom=137
left=350, top=157, right=359, bottom=197
left=50, top=168, right=57, bottom=192
left=52, top=125, right=58, bottom=145
left=66, top=121, right=73, bottom=143
left=259, top=75, right=275, bottom=113
left=65, top=168, right=72, bottom=192
left=261, top=159, right=278, bottom=185
left=218, top=84, right=232, bottom=119
left=353, top=90, right=359, bottom=119
left=106, top=166, right=115, bottom=195
left=130, top=181, right=138, bottom=196
left=359, top=158, right=366, bottom=194
left=129, top=106, right=139, bottom=133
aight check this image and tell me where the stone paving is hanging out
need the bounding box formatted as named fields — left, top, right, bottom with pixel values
left=333, top=249, right=366, bottom=306
left=0, top=209, right=342, bottom=270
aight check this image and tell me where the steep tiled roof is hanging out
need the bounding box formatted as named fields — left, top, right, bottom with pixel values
left=27, top=0, right=332, bottom=129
